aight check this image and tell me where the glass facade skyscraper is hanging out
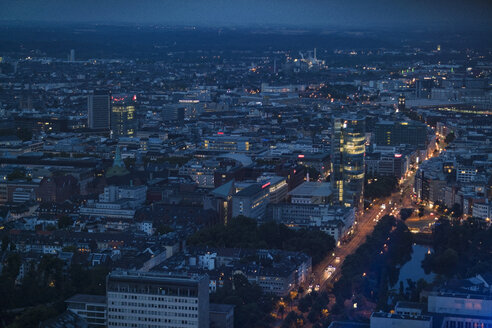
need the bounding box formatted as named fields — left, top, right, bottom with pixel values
left=111, top=94, right=137, bottom=138
left=331, top=115, right=366, bottom=208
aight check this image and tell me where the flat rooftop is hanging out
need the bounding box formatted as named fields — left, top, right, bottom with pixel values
left=289, top=181, right=332, bottom=197
left=372, top=312, right=432, bottom=322
left=65, top=294, right=106, bottom=304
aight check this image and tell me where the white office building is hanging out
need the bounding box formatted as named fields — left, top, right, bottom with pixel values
left=106, top=271, right=209, bottom=328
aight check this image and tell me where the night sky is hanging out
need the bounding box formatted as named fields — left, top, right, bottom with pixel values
left=1, top=0, right=491, bottom=30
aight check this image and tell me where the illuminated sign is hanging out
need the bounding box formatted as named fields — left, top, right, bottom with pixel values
left=394, top=154, right=402, bottom=158
left=262, top=182, right=271, bottom=189
left=298, top=154, right=305, bottom=158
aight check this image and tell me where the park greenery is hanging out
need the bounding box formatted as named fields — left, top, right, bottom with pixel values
left=0, top=127, right=33, bottom=142
left=188, top=216, right=336, bottom=265
left=422, top=217, right=492, bottom=277
left=332, top=215, right=413, bottom=312
left=444, top=132, right=455, bottom=144
left=0, top=252, right=109, bottom=327
left=210, top=274, right=277, bottom=328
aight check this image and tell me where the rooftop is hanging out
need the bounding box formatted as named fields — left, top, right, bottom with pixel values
left=65, top=294, right=106, bottom=305
left=288, top=181, right=332, bottom=197
left=210, top=303, right=235, bottom=314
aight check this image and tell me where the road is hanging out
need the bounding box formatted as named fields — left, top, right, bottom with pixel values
left=308, top=171, right=416, bottom=293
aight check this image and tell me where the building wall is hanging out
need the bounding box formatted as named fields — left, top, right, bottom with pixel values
left=371, top=316, right=432, bottom=328
left=106, top=272, right=209, bottom=328
left=427, top=293, right=492, bottom=317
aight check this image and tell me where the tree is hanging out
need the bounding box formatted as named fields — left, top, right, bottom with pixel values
left=1, top=235, right=9, bottom=251
left=400, top=208, right=413, bottom=221
left=7, top=305, right=58, bottom=328
left=444, top=132, right=455, bottom=144
left=58, top=216, right=73, bottom=229
left=423, top=248, right=459, bottom=276
left=450, top=203, right=462, bottom=218
left=188, top=216, right=335, bottom=265
left=7, top=169, right=27, bottom=181
left=156, top=224, right=174, bottom=235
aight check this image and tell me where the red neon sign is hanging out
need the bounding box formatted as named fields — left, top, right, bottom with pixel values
left=217, top=132, right=224, bottom=135
left=262, top=182, right=271, bottom=189
left=298, top=154, right=305, bottom=158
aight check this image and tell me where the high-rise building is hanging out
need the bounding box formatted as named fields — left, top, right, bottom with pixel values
left=70, top=49, right=75, bottom=62
left=331, top=115, right=366, bottom=208
left=374, top=120, right=427, bottom=148
left=111, top=95, right=137, bottom=138
left=397, top=94, right=406, bottom=112
left=106, top=270, right=209, bottom=328
left=88, top=90, right=111, bottom=131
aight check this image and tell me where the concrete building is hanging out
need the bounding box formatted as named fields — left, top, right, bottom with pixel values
left=106, top=270, right=209, bottom=328
left=374, top=120, right=427, bottom=149
left=370, top=312, right=432, bottom=328
left=269, top=203, right=355, bottom=241
left=203, top=135, right=251, bottom=152
left=88, top=90, right=111, bottom=131
left=456, top=166, right=477, bottom=183
left=288, top=181, right=332, bottom=205
left=209, top=303, right=234, bottom=328
left=231, top=183, right=270, bottom=219
left=66, top=294, right=107, bottom=327
left=427, top=291, right=492, bottom=317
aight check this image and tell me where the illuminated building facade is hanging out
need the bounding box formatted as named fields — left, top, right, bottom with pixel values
left=203, top=135, right=251, bottom=152
left=331, top=115, right=366, bottom=208
left=88, top=90, right=111, bottom=130
left=398, top=94, right=406, bottom=112
left=111, top=95, right=137, bottom=138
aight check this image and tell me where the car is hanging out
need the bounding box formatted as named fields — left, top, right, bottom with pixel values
left=315, top=284, right=320, bottom=291
left=335, top=257, right=340, bottom=263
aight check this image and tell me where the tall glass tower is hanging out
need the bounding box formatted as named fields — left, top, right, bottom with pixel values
left=331, top=115, right=366, bottom=208
left=111, top=94, right=137, bottom=138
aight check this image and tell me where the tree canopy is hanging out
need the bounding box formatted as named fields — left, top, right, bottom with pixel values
left=188, top=216, right=336, bottom=264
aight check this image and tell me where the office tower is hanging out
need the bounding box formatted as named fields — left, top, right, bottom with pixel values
left=374, top=120, right=427, bottom=148
left=106, top=270, right=209, bottom=328
left=111, top=95, right=137, bottom=138
left=415, top=78, right=433, bottom=99
left=70, top=49, right=75, bottom=62
left=397, top=94, right=406, bottom=112
left=331, top=115, right=366, bottom=208
left=88, top=90, right=111, bottom=130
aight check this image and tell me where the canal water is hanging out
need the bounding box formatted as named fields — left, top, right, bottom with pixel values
left=392, top=244, right=435, bottom=288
